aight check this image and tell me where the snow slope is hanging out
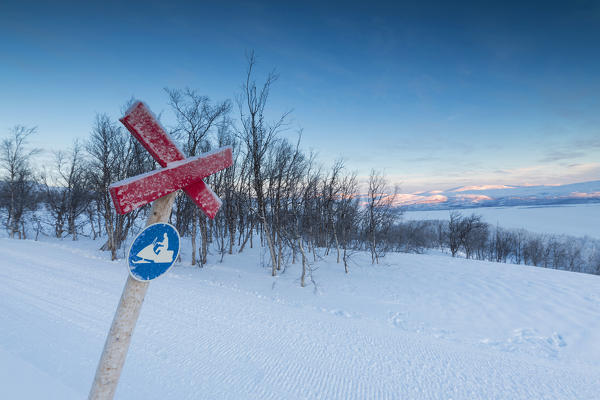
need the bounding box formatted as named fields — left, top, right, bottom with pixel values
left=1, top=237, right=600, bottom=399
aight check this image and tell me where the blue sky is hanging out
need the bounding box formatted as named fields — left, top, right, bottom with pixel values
left=1, top=1, right=599, bottom=192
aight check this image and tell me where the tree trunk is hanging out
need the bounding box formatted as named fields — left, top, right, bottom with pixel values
left=298, top=237, right=307, bottom=287
left=343, top=244, right=349, bottom=273
left=332, top=218, right=340, bottom=264
left=249, top=223, right=253, bottom=249
left=229, top=220, right=235, bottom=255
left=263, top=220, right=278, bottom=276
left=239, top=219, right=254, bottom=253
left=191, top=209, right=197, bottom=266
left=88, top=209, right=97, bottom=240
left=104, top=211, right=116, bottom=261
left=277, top=230, right=283, bottom=271
left=200, top=216, right=208, bottom=266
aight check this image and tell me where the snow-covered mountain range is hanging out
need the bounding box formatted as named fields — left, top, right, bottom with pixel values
left=391, top=180, right=600, bottom=210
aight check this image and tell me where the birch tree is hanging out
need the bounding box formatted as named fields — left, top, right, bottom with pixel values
left=237, top=51, right=290, bottom=276
left=166, top=87, right=230, bottom=265
left=0, top=125, right=40, bottom=239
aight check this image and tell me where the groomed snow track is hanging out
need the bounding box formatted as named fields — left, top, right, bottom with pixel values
left=1, top=238, right=599, bottom=399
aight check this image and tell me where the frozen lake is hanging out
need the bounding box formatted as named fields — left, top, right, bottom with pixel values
left=402, top=203, right=600, bottom=238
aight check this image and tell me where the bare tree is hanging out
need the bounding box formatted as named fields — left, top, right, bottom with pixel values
left=460, top=214, right=487, bottom=260
left=364, top=170, right=397, bottom=264
left=322, top=159, right=344, bottom=262
left=0, top=126, right=40, bottom=238
left=589, top=245, right=600, bottom=275
left=448, top=211, right=461, bottom=257
left=564, top=236, right=583, bottom=272
left=87, top=114, right=151, bottom=259
left=216, top=118, right=240, bottom=256
left=166, top=87, right=231, bottom=265
left=448, top=212, right=487, bottom=259
left=523, top=233, right=545, bottom=267
left=43, top=141, right=90, bottom=239
left=494, top=225, right=513, bottom=263
left=237, top=51, right=290, bottom=276
left=336, top=172, right=360, bottom=273
left=510, top=229, right=528, bottom=264
left=87, top=115, right=122, bottom=259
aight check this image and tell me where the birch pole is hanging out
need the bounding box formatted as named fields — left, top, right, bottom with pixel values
left=89, top=192, right=177, bottom=400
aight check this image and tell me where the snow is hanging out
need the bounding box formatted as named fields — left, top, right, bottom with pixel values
left=0, top=347, right=80, bottom=399
left=403, top=203, right=600, bottom=238
left=1, top=236, right=600, bottom=399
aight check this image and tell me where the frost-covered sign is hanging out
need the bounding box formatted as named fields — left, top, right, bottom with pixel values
left=109, top=101, right=232, bottom=219
left=90, top=101, right=233, bottom=400
left=128, top=223, right=180, bottom=281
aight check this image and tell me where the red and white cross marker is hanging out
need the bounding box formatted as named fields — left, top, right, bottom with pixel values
left=89, top=101, right=232, bottom=400
left=112, top=101, right=231, bottom=219
left=109, top=147, right=232, bottom=215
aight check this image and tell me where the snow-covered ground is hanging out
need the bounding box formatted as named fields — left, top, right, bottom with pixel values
left=403, top=203, right=600, bottom=238
left=1, top=236, right=600, bottom=399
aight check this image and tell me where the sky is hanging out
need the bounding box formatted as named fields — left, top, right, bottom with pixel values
left=1, top=0, right=599, bottom=193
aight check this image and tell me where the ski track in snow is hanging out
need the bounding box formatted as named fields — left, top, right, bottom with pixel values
left=1, top=237, right=600, bottom=399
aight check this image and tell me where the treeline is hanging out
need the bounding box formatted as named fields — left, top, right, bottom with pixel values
left=389, top=213, right=600, bottom=275
left=1, top=54, right=598, bottom=279
left=0, top=54, right=398, bottom=284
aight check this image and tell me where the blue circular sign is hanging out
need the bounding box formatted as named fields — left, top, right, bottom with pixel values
left=128, top=223, right=180, bottom=281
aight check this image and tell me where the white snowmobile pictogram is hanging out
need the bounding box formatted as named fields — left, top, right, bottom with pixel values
left=132, top=233, right=174, bottom=264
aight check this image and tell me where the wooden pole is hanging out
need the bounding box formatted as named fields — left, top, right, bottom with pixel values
left=89, top=192, right=177, bottom=400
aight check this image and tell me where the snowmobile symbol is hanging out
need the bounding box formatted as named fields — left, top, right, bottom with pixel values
left=127, top=223, right=180, bottom=281
left=132, top=233, right=174, bottom=264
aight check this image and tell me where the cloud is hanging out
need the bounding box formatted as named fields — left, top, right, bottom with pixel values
left=539, top=150, right=585, bottom=163
left=537, top=134, right=600, bottom=163
left=453, top=185, right=514, bottom=192
left=574, top=136, right=600, bottom=149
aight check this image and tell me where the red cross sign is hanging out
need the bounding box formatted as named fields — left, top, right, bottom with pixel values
left=109, top=101, right=232, bottom=218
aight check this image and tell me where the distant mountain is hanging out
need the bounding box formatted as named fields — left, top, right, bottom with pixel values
left=390, top=180, right=600, bottom=210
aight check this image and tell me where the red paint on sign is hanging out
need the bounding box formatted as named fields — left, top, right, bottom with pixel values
left=110, top=101, right=232, bottom=218
left=120, top=102, right=184, bottom=167
left=109, top=147, right=232, bottom=215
